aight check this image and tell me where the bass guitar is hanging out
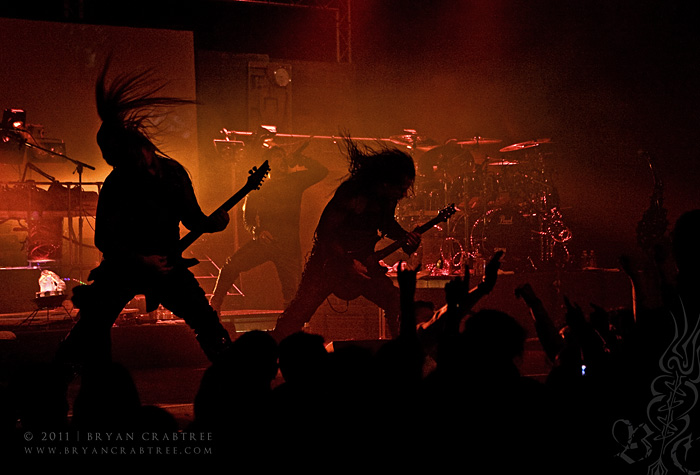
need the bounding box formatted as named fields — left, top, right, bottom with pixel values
left=328, top=203, right=457, bottom=300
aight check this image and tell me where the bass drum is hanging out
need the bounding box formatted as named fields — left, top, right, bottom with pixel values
left=469, top=207, right=539, bottom=272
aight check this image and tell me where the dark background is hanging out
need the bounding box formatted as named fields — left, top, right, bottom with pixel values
left=1, top=0, right=698, bottom=303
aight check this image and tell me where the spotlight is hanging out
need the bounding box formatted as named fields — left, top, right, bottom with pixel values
left=2, top=108, right=26, bottom=130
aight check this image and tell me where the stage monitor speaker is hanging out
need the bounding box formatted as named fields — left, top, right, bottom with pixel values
left=0, top=267, right=42, bottom=313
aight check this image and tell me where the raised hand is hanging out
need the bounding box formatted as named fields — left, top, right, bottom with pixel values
left=589, top=303, right=611, bottom=337
left=516, top=282, right=562, bottom=362
left=445, top=269, right=470, bottom=310
left=481, top=250, right=503, bottom=293
left=397, top=261, right=418, bottom=298
left=564, top=296, right=587, bottom=331
left=397, top=262, right=420, bottom=339
left=515, top=282, right=535, bottom=301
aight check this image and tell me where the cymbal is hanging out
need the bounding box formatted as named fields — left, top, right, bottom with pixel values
left=499, top=138, right=552, bottom=153
left=457, top=136, right=502, bottom=146
left=418, top=142, right=475, bottom=178
left=388, top=134, right=438, bottom=150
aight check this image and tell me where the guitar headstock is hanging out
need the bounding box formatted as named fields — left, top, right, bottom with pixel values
left=437, top=203, right=458, bottom=222
left=247, top=160, right=271, bottom=190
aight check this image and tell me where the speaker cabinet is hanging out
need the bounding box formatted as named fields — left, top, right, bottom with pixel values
left=0, top=267, right=42, bottom=314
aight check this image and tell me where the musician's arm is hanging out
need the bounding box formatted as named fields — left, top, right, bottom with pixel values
left=315, top=185, right=367, bottom=262
left=242, top=195, right=259, bottom=236
left=382, top=201, right=407, bottom=239
left=293, top=155, right=329, bottom=188
left=179, top=168, right=228, bottom=234
left=382, top=204, right=420, bottom=254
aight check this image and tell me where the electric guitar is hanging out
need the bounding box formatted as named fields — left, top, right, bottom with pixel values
left=328, top=203, right=457, bottom=300
left=178, top=160, right=270, bottom=268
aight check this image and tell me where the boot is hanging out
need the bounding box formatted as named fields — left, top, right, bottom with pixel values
left=53, top=327, right=112, bottom=382
left=196, top=326, right=233, bottom=363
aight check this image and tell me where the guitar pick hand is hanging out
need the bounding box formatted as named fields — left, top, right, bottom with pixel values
left=352, top=259, right=372, bottom=280
left=206, top=208, right=230, bottom=233
left=402, top=231, right=422, bottom=255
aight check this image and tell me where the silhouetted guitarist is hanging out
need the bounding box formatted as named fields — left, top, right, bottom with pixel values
left=57, top=61, right=241, bottom=369
left=210, top=143, right=328, bottom=312
left=270, top=138, right=422, bottom=342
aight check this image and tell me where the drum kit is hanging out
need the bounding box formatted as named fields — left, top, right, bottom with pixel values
left=395, top=135, right=572, bottom=274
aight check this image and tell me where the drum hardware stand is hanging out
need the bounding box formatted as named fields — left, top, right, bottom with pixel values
left=437, top=236, right=466, bottom=275
left=204, top=254, right=245, bottom=300
left=17, top=291, right=74, bottom=327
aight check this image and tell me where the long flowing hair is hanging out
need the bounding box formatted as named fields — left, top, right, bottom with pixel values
left=341, top=135, right=416, bottom=190
left=95, top=58, right=195, bottom=165
left=297, top=135, right=416, bottom=270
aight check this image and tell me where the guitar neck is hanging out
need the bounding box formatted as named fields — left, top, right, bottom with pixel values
left=374, top=215, right=444, bottom=262
left=218, top=185, right=253, bottom=214
left=179, top=184, right=252, bottom=253
left=414, top=217, right=442, bottom=235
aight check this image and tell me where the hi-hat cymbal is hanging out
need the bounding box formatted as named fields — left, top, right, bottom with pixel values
left=457, top=136, right=502, bottom=146
left=499, top=138, right=552, bottom=153
left=388, top=134, right=438, bottom=150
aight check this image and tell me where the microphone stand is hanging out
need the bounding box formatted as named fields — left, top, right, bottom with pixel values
left=7, top=129, right=96, bottom=283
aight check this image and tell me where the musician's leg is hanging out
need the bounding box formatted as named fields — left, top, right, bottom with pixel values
left=160, top=269, right=233, bottom=362
left=57, top=277, right=135, bottom=368
left=360, top=274, right=402, bottom=338
left=210, top=240, right=271, bottom=313
left=272, top=248, right=303, bottom=308
left=270, top=261, right=330, bottom=343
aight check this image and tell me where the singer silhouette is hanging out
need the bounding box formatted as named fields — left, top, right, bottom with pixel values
left=210, top=143, right=328, bottom=312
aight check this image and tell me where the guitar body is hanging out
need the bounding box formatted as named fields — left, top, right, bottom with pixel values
left=323, top=204, right=457, bottom=301
left=324, top=252, right=388, bottom=301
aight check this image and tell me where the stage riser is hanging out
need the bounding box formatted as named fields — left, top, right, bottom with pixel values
left=0, top=321, right=240, bottom=372
left=0, top=270, right=631, bottom=376
left=306, top=296, right=384, bottom=342
left=306, top=270, right=632, bottom=341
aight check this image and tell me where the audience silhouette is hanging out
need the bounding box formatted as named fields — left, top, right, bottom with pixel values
left=7, top=208, right=700, bottom=471
left=191, top=330, right=278, bottom=449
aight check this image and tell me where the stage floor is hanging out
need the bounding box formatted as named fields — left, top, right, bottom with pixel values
left=0, top=307, right=282, bottom=432
left=2, top=268, right=631, bottom=431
